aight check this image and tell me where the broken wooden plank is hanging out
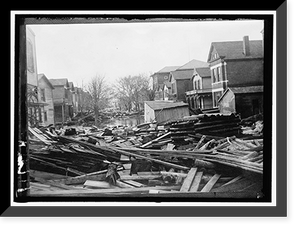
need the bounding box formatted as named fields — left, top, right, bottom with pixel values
left=180, top=167, right=198, bottom=192
left=121, top=180, right=145, bottom=188
left=140, top=132, right=171, bottom=148
left=210, top=178, right=254, bottom=193
left=119, top=174, right=162, bottom=181
left=193, top=135, right=206, bottom=151
left=189, top=171, right=203, bottom=192
left=30, top=185, right=182, bottom=196
left=220, top=175, right=243, bottom=187
left=112, top=147, right=190, bottom=171
left=83, top=180, right=112, bottom=189
left=200, top=174, right=221, bottom=192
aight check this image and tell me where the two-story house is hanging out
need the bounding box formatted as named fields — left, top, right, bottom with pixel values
left=208, top=36, right=264, bottom=118
left=38, top=74, right=55, bottom=125
left=185, top=67, right=213, bottom=112
left=49, top=78, right=71, bottom=124
left=169, top=59, right=209, bottom=102
left=150, top=66, right=179, bottom=100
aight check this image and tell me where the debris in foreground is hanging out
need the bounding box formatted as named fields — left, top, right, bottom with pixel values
left=28, top=113, right=264, bottom=197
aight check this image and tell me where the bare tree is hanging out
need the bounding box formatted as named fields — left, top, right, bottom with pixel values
left=115, top=74, right=154, bottom=112
left=86, top=75, right=110, bottom=127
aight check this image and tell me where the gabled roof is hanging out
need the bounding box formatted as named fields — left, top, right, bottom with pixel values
left=218, top=86, right=263, bottom=102
left=49, top=78, right=69, bottom=87
left=69, top=82, right=75, bottom=91
left=170, top=69, right=194, bottom=80
left=38, top=73, right=54, bottom=89
left=177, top=59, right=209, bottom=70
left=145, top=100, right=188, bottom=111
left=157, top=66, right=180, bottom=73
left=195, top=67, right=211, bottom=77
left=208, top=40, right=263, bottom=62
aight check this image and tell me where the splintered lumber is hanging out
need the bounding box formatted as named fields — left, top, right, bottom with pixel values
left=210, top=178, right=254, bottom=193
left=57, top=136, right=120, bottom=160
left=189, top=171, right=203, bottom=192
left=30, top=185, right=182, bottom=196
left=121, top=180, right=145, bottom=188
left=112, top=148, right=190, bottom=171
left=28, top=127, right=55, bottom=145
left=32, top=177, right=86, bottom=190
left=140, top=132, right=171, bottom=148
left=180, top=167, right=198, bottom=192
left=193, top=135, right=206, bottom=151
left=199, top=139, right=215, bottom=151
left=200, top=174, right=221, bottom=192
left=119, top=174, right=162, bottom=181
left=64, top=168, right=123, bottom=185
left=220, top=175, right=243, bottom=187
left=194, top=159, right=215, bottom=168
left=84, top=180, right=112, bottom=189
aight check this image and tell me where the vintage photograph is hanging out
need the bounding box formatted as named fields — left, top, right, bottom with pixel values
left=16, top=14, right=271, bottom=202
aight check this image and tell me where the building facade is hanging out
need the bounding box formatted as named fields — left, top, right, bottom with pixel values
left=169, top=59, right=209, bottom=102
left=150, top=66, right=179, bottom=101
left=185, top=67, right=213, bottom=113
left=38, top=74, right=55, bottom=125
left=26, top=27, right=45, bottom=127
left=207, top=36, right=264, bottom=108
left=49, top=78, right=71, bottom=124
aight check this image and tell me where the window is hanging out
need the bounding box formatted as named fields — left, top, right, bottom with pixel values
left=26, top=40, right=35, bottom=73
left=40, top=89, right=45, bottom=101
left=38, top=108, right=42, bottom=122
left=171, top=82, right=176, bottom=94
left=65, top=88, right=68, bottom=98
left=44, top=111, right=47, bottom=122
left=214, top=68, right=218, bottom=82
left=198, top=79, right=202, bottom=89
left=218, top=67, right=221, bottom=81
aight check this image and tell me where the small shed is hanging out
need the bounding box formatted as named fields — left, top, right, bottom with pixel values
left=144, top=101, right=189, bottom=123
left=218, top=86, right=263, bottom=118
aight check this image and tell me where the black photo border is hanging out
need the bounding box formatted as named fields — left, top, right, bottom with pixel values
left=3, top=2, right=287, bottom=217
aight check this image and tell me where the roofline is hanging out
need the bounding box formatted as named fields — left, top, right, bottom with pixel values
left=38, top=74, right=55, bottom=90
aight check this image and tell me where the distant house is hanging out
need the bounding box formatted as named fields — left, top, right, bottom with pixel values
left=68, top=82, right=75, bottom=116
left=49, top=78, right=71, bottom=124
left=185, top=66, right=213, bottom=112
left=169, top=59, right=209, bottom=102
left=218, top=86, right=263, bottom=118
left=144, top=101, right=189, bottom=124
left=163, top=81, right=172, bottom=101
left=207, top=36, right=263, bottom=108
left=38, top=74, right=55, bottom=125
left=150, top=66, right=179, bottom=100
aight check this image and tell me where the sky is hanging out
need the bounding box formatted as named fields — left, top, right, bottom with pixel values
left=28, top=19, right=264, bottom=87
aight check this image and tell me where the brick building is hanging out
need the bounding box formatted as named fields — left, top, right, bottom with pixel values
left=207, top=36, right=264, bottom=117
left=207, top=36, right=263, bottom=105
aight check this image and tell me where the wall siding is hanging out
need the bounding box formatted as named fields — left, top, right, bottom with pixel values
left=176, top=80, right=193, bottom=102
left=154, top=106, right=189, bottom=123
left=219, top=90, right=236, bottom=115
left=226, top=59, right=263, bottom=87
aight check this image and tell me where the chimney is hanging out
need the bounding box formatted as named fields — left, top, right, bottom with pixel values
left=243, top=36, right=250, bottom=56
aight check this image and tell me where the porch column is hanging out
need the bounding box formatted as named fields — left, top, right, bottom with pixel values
left=62, top=104, right=65, bottom=125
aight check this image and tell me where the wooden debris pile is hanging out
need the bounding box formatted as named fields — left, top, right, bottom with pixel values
left=28, top=120, right=264, bottom=197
